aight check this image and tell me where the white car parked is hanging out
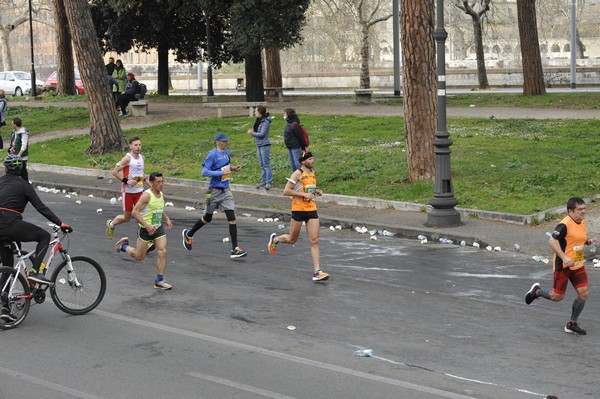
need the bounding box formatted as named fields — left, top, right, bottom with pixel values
left=0, top=70, right=44, bottom=96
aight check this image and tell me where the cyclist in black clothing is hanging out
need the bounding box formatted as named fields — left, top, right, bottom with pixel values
left=0, top=154, right=71, bottom=286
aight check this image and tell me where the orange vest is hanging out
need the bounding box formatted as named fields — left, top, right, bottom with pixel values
left=291, top=170, right=317, bottom=212
left=553, top=215, right=587, bottom=272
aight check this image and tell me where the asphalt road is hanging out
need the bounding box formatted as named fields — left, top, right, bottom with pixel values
left=1, top=190, right=599, bottom=399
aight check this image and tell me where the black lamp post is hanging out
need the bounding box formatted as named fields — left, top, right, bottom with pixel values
left=426, top=0, right=461, bottom=227
left=392, top=0, right=401, bottom=96
left=28, top=0, right=37, bottom=97
left=205, top=13, right=214, bottom=97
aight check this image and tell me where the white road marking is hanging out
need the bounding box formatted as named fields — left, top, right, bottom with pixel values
left=448, top=272, right=518, bottom=279
left=0, top=365, right=104, bottom=399
left=187, top=371, right=297, bottom=399
left=96, top=309, right=476, bottom=399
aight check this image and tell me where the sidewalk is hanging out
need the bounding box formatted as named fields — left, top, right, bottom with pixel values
left=28, top=164, right=558, bottom=257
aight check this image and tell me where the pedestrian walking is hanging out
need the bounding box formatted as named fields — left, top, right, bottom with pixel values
left=525, top=197, right=594, bottom=335
left=114, top=172, right=173, bottom=290
left=181, top=132, right=247, bottom=259
left=267, top=150, right=329, bottom=282
left=283, top=108, right=307, bottom=173
left=8, top=118, right=30, bottom=182
left=246, top=105, right=273, bottom=190
left=106, top=136, right=145, bottom=240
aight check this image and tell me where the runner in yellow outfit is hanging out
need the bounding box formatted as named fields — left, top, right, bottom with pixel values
left=115, top=172, right=173, bottom=290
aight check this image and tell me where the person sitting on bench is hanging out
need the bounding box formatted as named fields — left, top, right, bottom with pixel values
left=117, top=72, right=140, bottom=117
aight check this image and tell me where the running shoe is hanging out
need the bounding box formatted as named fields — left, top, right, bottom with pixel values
left=231, top=247, right=248, bottom=258
left=565, top=321, right=586, bottom=335
left=154, top=279, right=173, bottom=290
left=312, top=269, right=330, bottom=282
left=115, top=237, right=129, bottom=253
left=256, top=182, right=266, bottom=189
left=106, top=219, right=115, bottom=240
left=525, top=282, right=540, bottom=304
left=182, top=229, right=193, bottom=251
left=0, top=307, right=17, bottom=322
left=268, top=233, right=278, bottom=254
left=264, top=183, right=272, bottom=190
left=28, top=273, right=53, bottom=285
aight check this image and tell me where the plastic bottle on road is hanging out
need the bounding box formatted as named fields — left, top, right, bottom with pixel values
left=353, top=349, right=373, bottom=357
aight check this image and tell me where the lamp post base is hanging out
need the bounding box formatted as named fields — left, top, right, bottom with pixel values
left=425, top=207, right=462, bottom=228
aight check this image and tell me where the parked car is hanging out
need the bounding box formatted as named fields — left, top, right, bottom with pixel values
left=0, top=71, right=44, bottom=96
left=44, top=70, right=85, bottom=94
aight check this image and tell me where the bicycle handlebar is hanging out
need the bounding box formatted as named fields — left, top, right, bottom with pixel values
left=50, top=224, right=73, bottom=234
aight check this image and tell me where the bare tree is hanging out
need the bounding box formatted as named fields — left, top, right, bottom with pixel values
left=0, top=0, right=52, bottom=71
left=322, top=0, right=392, bottom=89
left=305, top=2, right=359, bottom=65
left=62, top=0, right=125, bottom=154
left=400, top=0, right=436, bottom=182
left=538, top=0, right=589, bottom=59
left=52, top=0, right=77, bottom=95
left=517, top=0, right=546, bottom=95
left=455, top=0, right=491, bottom=89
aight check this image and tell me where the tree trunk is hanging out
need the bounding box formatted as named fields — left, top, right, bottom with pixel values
left=472, top=17, right=489, bottom=89
left=360, top=22, right=371, bottom=89
left=0, top=27, right=14, bottom=71
left=517, top=0, right=546, bottom=95
left=265, top=45, right=282, bottom=96
left=576, top=28, right=584, bottom=59
left=52, top=0, right=77, bottom=95
left=244, top=53, right=265, bottom=102
left=62, top=0, right=125, bottom=154
left=157, top=43, right=170, bottom=95
left=400, top=0, right=436, bottom=182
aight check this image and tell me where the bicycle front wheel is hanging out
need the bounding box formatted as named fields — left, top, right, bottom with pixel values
left=50, top=256, right=106, bottom=315
left=0, top=266, right=31, bottom=330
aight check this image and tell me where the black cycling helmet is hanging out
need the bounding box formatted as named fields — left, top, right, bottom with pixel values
left=3, top=154, right=23, bottom=171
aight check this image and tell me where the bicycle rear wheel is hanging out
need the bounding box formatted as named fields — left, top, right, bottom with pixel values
left=50, top=256, right=106, bottom=315
left=0, top=266, right=31, bottom=330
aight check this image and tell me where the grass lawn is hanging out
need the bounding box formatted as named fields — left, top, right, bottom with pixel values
left=4, top=105, right=90, bottom=132
left=28, top=112, right=600, bottom=215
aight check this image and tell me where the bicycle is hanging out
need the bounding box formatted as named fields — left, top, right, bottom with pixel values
left=0, top=224, right=106, bottom=330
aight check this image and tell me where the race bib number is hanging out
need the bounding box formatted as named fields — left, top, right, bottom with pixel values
left=305, top=184, right=316, bottom=201
left=132, top=176, right=144, bottom=187
left=221, top=166, right=231, bottom=181
left=573, top=245, right=584, bottom=264
left=151, top=210, right=163, bottom=226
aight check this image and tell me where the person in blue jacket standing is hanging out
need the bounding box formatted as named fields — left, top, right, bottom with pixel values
left=246, top=105, right=273, bottom=190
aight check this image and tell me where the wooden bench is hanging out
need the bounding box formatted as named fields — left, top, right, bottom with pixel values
left=130, top=99, right=149, bottom=116
left=204, top=101, right=267, bottom=118
left=264, top=87, right=295, bottom=102
left=354, top=89, right=373, bottom=104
